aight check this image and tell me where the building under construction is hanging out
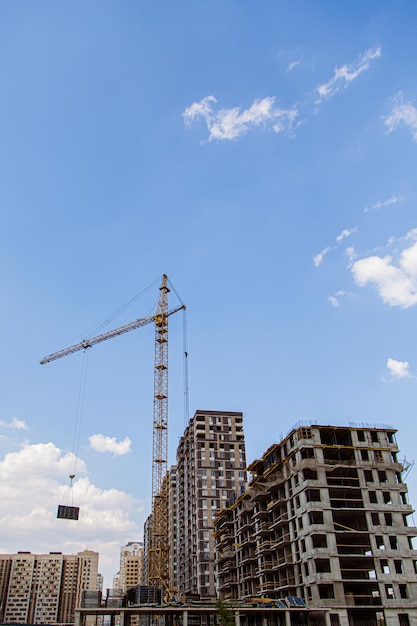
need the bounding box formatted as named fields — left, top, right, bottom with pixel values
left=214, top=423, right=417, bottom=626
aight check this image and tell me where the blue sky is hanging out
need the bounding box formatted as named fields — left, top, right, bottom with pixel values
left=1, top=1, right=417, bottom=586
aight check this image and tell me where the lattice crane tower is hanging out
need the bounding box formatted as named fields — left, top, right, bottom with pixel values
left=40, top=274, right=185, bottom=597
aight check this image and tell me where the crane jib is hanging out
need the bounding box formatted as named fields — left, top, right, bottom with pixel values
left=39, top=304, right=185, bottom=365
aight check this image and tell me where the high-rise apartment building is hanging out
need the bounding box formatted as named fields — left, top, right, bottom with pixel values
left=214, top=424, right=417, bottom=626
left=0, top=550, right=98, bottom=624
left=117, top=542, right=144, bottom=594
left=176, top=410, right=247, bottom=600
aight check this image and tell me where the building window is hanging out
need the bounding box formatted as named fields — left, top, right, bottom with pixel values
left=357, top=430, right=365, bottom=442
left=369, top=491, right=377, bottom=504
left=394, top=560, right=403, bottom=574
left=399, top=615, right=410, bottom=626
left=301, top=447, right=314, bottom=459
left=385, top=584, right=394, bottom=599
left=315, top=558, right=331, bottom=573
left=378, top=470, right=387, bottom=482
left=399, top=584, right=408, bottom=599
left=364, top=470, right=373, bottom=482
left=298, top=427, right=312, bottom=440
left=385, top=513, right=393, bottom=526
left=303, top=468, right=317, bottom=480
left=306, top=489, right=321, bottom=502
left=361, top=450, right=369, bottom=461
left=381, top=559, right=389, bottom=574
left=383, top=491, right=392, bottom=504
left=318, top=584, right=334, bottom=599
left=312, top=534, right=327, bottom=549
left=375, top=450, right=384, bottom=463
left=371, top=512, right=380, bottom=526
left=309, top=511, right=324, bottom=525
left=376, top=535, right=385, bottom=550
left=389, top=536, right=398, bottom=549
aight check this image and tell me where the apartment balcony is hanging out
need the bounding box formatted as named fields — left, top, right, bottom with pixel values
left=255, top=539, right=275, bottom=554
left=255, top=560, right=273, bottom=576
left=240, top=553, right=257, bottom=565
left=267, top=498, right=286, bottom=512
left=271, top=553, right=294, bottom=569
left=238, top=518, right=252, bottom=532
left=239, top=535, right=255, bottom=548
left=217, top=549, right=235, bottom=563
left=269, top=511, right=289, bottom=530
left=257, top=580, right=276, bottom=593
left=270, top=532, right=291, bottom=549
left=253, top=509, right=270, bottom=521
left=218, top=557, right=233, bottom=572
left=253, top=521, right=271, bottom=536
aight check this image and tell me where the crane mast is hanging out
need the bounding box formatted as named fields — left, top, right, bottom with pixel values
left=40, top=275, right=185, bottom=597
left=149, top=275, right=170, bottom=592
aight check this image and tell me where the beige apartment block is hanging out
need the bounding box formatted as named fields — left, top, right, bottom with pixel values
left=176, top=410, right=247, bottom=601
left=118, top=542, right=144, bottom=594
left=0, top=550, right=98, bottom=624
left=214, top=424, right=417, bottom=626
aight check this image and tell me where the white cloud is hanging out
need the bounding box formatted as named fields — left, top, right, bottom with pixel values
left=183, top=95, right=298, bottom=141
left=316, top=46, right=381, bottom=103
left=386, top=357, right=414, bottom=380
left=314, top=227, right=357, bottom=267
left=336, top=227, right=357, bottom=243
left=346, top=247, right=356, bottom=264
left=313, top=246, right=332, bottom=267
left=0, top=417, right=28, bottom=430
left=286, top=61, right=300, bottom=72
left=89, top=434, right=131, bottom=457
left=364, top=195, right=398, bottom=213
left=0, top=441, right=143, bottom=588
left=384, top=93, right=417, bottom=142
left=328, top=290, right=352, bottom=307
left=352, top=238, right=417, bottom=308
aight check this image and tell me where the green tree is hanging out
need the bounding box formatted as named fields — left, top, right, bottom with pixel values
left=215, top=598, right=235, bottom=626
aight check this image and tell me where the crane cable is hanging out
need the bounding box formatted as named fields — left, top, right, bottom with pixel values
left=67, top=350, right=89, bottom=505
left=167, top=277, right=189, bottom=429
left=62, top=277, right=162, bottom=349
left=182, top=309, right=189, bottom=429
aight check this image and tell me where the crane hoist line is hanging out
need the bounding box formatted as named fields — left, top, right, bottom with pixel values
left=40, top=274, right=186, bottom=597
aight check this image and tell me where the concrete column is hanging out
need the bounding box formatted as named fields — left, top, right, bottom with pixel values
left=235, top=610, right=240, bottom=626
left=74, top=611, right=81, bottom=626
left=119, top=611, right=125, bottom=626
left=285, top=610, right=292, bottom=626
left=183, top=609, right=188, bottom=626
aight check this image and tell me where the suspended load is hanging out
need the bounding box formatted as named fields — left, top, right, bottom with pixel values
left=57, top=474, right=79, bottom=521
left=57, top=504, right=79, bottom=520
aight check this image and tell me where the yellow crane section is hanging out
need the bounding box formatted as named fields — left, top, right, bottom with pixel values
left=41, top=274, right=185, bottom=597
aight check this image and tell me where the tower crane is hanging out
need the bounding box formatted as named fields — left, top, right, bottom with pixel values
left=40, top=274, right=185, bottom=597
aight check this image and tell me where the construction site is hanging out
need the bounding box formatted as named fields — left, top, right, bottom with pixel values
left=1, top=277, right=416, bottom=626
